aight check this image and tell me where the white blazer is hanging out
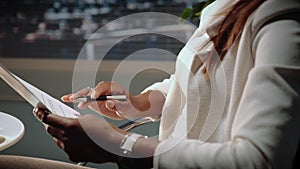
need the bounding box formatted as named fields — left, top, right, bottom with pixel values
left=144, top=0, right=300, bottom=168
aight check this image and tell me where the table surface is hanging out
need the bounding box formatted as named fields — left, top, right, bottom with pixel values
left=0, top=112, right=25, bottom=151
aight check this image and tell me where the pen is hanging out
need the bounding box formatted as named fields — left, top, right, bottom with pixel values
left=74, top=95, right=127, bottom=102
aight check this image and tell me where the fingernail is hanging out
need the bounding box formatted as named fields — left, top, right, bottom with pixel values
left=33, top=107, right=37, bottom=114
left=60, top=96, right=66, bottom=101
left=34, top=109, right=43, bottom=120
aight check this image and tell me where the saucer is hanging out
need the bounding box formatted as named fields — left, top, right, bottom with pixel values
left=0, top=112, right=25, bottom=151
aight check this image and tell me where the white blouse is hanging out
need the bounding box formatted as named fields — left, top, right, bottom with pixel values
left=143, top=0, right=300, bottom=168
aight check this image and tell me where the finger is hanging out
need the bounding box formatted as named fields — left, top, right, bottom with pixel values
left=77, top=101, right=91, bottom=109
left=105, top=100, right=116, bottom=112
left=104, top=101, right=124, bottom=118
left=60, top=94, right=73, bottom=102
left=78, top=100, right=101, bottom=110
left=70, top=87, right=92, bottom=101
left=46, top=113, right=75, bottom=130
left=105, top=100, right=138, bottom=119
left=113, top=99, right=138, bottom=113
left=89, top=103, right=123, bottom=120
left=34, top=107, right=74, bottom=129
left=92, top=82, right=125, bottom=99
left=91, top=82, right=108, bottom=99
left=113, top=100, right=144, bottom=119
left=53, top=137, right=65, bottom=150
left=33, top=107, right=51, bottom=122
left=46, top=125, right=65, bottom=140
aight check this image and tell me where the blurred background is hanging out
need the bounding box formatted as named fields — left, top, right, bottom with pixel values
left=0, top=1, right=199, bottom=168
left=0, top=0, right=199, bottom=59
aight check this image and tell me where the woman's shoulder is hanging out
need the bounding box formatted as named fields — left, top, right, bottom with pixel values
left=251, top=0, right=300, bottom=34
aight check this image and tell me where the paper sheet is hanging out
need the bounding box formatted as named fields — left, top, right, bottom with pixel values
left=0, top=64, right=80, bottom=119
left=14, top=76, right=80, bottom=118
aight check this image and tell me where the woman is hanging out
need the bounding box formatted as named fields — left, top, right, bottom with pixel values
left=1, top=0, right=299, bottom=168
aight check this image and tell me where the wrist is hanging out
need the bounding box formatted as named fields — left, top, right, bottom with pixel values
left=120, top=133, right=147, bottom=157
left=117, top=132, right=155, bottom=169
left=117, top=133, right=159, bottom=169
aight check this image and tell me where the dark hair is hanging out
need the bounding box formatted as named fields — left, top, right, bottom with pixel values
left=203, top=0, right=266, bottom=75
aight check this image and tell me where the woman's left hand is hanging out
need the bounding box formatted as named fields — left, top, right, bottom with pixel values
left=33, top=107, right=126, bottom=163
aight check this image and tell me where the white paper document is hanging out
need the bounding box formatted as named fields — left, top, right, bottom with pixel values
left=0, top=64, right=80, bottom=118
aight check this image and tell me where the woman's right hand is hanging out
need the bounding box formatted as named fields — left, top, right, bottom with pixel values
left=61, top=81, right=164, bottom=120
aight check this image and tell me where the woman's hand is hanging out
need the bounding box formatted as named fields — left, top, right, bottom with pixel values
left=33, top=107, right=126, bottom=163
left=61, top=81, right=165, bottom=120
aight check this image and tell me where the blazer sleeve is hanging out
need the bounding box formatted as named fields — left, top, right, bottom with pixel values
left=153, top=14, right=300, bottom=169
